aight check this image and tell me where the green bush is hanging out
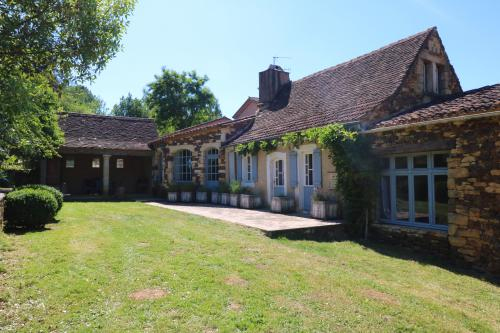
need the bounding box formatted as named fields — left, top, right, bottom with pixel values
left=229, top=180, right=242, bottom=194
left=5, top=188, right=59, bottom=229
left=179, top=183, right=196, bottom=192
left=219, top=182, right=231, bottom=193
left=17, top=184, right=63, bottom=212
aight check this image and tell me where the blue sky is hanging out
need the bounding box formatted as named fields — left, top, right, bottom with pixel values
left=87, top=0, right=500, bottom=118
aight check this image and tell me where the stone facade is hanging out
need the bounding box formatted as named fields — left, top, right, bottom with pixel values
left=370, top=115, right=500, bottom=274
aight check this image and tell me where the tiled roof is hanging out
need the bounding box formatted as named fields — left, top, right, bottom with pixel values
left=232, top=97, right=259, bottom=119
left=371, top=84, right=500, bottom=129
left=149, top=117, right=232, bottom=145
left=232, top=27, right=435, bottom=144
left=59, top=113, right=158, bottom=151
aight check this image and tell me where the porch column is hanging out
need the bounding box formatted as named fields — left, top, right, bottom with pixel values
left=39, top=159, right=47, bottom=184
left=103, top=154, right=111, bottom=195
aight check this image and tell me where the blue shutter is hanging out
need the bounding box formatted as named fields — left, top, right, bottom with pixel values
left=288, top=151, right=298, bottom=188
left=236, top=153, right=242, bottom=181
left=251, top=154, right=258, bottom=181
left=228, top=151, right=235, bottom=181
left=313, top=148, right=322, bottom=187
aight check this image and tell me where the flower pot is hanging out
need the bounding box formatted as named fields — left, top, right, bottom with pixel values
left=220, top=193, right=230, bottom=205
left=210, top=192, right=219, bottom=205
left=240, top=194, right=261, bottom=209
left=229, top=193, right=240, bottom=207
left=195, top=191, right=208, bottom=203
left=167, top=192, right=178, bottom=202
left=271, top=197, right=295, bottom=213
left=180, top=191, right=193, bottom=202
left=311, top=201, right=338, bottom=220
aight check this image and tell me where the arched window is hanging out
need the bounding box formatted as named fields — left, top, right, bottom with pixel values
left=206, top=148, right=219, bottom=183
left=174, top=149, right=192, bottom=182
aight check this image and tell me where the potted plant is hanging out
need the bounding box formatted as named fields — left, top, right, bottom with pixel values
left=210, top=184, right=220, bottom=205
left=219, top=182, right=231, bottom=205
left=310, top=189, right=338, bottom=220
left=271, top=196, right=295, bottom=213
left=239, top=187, right=261, bottom=209
left=229, top=180, right=241, bottom=207
left=195, top=185, right=209, bottom=203
left=166, top=183, right=179, bottom=202
left=179, top=183, right=195, bottom=202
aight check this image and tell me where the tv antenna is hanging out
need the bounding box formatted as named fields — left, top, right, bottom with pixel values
left=272, top=56, right=291, bottom=71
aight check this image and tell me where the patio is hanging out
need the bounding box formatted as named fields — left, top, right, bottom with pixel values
left=146, top=201, right=345, bottom=240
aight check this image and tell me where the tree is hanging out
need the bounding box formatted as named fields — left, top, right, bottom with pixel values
left=60, top=85, right=107, bottom=115
left=0, top=0, right=135, bottom=171
left=111, top=93, right=150, bottom=118
left=146, top=69, right=222, bottom=133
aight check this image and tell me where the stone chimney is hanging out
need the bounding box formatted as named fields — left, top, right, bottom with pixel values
left=259, top=65, right=290, bottom=105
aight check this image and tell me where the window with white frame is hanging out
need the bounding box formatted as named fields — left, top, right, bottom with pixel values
left=206, top=148, right=219, bottom=182
left=380, top=152, right=448, bottom=229
left=116, top=158, right=124, bottom=168
left=92, top=158, right=100, bottom=168
left=241, top=155, right=252, bottom=182
left=174, top=149, right=192, bottom=182
left=65, top=159, right=74, bottom=168
left=274, top=160, right=284, bottom=186
left=305, top=153, right=313, bottom=186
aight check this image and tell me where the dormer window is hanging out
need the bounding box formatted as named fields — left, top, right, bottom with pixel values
left=423, top=61, right=442, bottom=94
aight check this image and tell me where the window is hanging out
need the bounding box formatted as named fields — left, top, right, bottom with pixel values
left=274, top=160, right=284, bottom=186
left=423, top=61, right=434, bottom=93
left=174, top=150, right=192, bottom=182
left=92, top=158, right=100, bottom=168
left=245, top=155, right=252, bottom=182
left=116, top=158, right=124, bottom=168
left=380, top=152, right=448, bottom=229
left=65, top=159, right=74, bottom=168
left=305, top=153, right=313, bottom=186
left=206, top=148, right=219, bottom=182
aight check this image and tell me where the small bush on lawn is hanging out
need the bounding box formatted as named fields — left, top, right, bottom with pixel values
left=5, top=188, right=58, bottom=229
left=17, top=184, right=63, bottom=212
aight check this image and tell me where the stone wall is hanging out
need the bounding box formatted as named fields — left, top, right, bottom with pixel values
left=370, top=115, right=500, bottom=275
left=0, top=193, right=5, bottom=226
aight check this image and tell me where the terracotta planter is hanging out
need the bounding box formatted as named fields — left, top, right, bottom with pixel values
left=229, top=193, right=240, bottom=207
left=180, top=191, right=193, bottom=202
left=220, top=193, right=230, bottom=205
left=311, top=201, right=338, bottom=220
left=240, top=194, right=261, bottom=209
left=195, top=191, right=208, bottom=203
left=210, top=192, right=219, bottom=205
left=271, top=196, right=295, bottom=213
left=167, top=192, right=178, bottom=202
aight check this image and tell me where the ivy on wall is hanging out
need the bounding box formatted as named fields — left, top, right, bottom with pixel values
left=235, top=123, right=379, bottom=235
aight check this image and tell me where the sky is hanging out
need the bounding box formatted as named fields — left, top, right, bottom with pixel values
left=86, top=0, right=500, bottom=118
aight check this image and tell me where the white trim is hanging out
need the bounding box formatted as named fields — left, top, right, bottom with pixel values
left=364, top=109, right=500, bottom=134
left=266, top=152, right=287, bottom=205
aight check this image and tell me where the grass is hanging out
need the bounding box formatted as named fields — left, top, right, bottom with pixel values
left=0, top=202, right=499, bottom=332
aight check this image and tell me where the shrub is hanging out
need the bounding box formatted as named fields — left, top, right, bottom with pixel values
left=179, top=182, right=196, bottom=192
left=240, top=187, right=253, bottom=195
left=312, top=189, right=336, bottom=202
left=196, top=185, right=209, bottom=192
left=17, top=184, right=63, bottom=212
left=165, top=183, right=180, bottom=192
left=229, top=180, right=242, bottom=194
left=219, top=182, right=231, bottom=193
left=5, top=188, right=58, bottom=228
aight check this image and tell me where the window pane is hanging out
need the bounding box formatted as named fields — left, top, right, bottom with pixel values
left=382, top=158, right=390, bottom=170
left=380, top=176, right=391, bottom=219
left=414, top=175, right=429, bottom=223
left=92, top=158, right=100, bottom=168
left=396, top=176, right=409, bottom=221
left=434, top=175, right=448, bottom=225
left=66, top=159, right=74, bottom=168
left=413, top=155, right=427, bottom=168
left=433, top=154, right=448, bottom=168
left=395, top=157, right=407, bottom=169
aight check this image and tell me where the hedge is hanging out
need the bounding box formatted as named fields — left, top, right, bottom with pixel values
left=4, top=188, right=58, bottom=228
left=17, top=184, right=63, bottom=212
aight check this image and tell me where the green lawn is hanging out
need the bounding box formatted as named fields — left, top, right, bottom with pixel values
left=0, top=202, right=499, bottom=332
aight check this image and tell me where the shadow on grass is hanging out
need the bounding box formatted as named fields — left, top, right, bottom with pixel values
left=2, top=219, right=60, bottom=235
left=64, top=195, right=154, bottom=203
left=355, top=239, right=500, bottom=286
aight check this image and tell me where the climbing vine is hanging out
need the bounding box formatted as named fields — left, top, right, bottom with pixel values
left=235, top=123, right=379, bottom=235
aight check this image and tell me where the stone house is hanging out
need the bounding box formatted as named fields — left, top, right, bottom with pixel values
left=152, top=27, right=499, bottom=274
left=39, top=113, right=158, bottom=195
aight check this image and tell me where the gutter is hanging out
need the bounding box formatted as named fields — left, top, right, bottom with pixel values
left=363, top=109, right=500, bottom=134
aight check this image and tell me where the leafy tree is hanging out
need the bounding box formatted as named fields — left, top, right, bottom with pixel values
left=111, top=93, right=150, bottom=118
left=0, top=0, right=135, bottom=171
left=60, top=85, right=107, bottom=115
left=146, top=69, right=222, bottom=133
